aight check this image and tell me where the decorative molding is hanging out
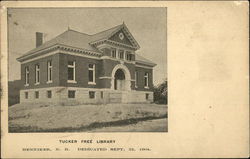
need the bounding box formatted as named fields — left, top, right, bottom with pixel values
left=17, top=44, right=59, bottom=62
left=99, top=76, right=113, bottom=79
left=20, top=49, right=101, bottom=64
left=17, top=44, right=102, bottom=63
left=100, top=56, right=136, bottom=64
left=88, top=82, right=96, bottom=85
left=20, top=86, right=113, bottom=91
left=67, top=80, right=77, bottom=84
left=46, top=81, right=53, bottom=84
left=106, top=23, right=140, bottom=49
left=111, top=64, right=132, bottom=90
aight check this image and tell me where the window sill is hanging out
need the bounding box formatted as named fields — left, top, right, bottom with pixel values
left=24, top=84, right=29, bottom=87
left=34, top=83, right=40, bottom=85
left=144, top=86, right=149, bottom=89
left=135, top=86, right=138, bottom=88
left=46, top=81, right=53, bottom=84
left=67, top=80, right=77, bottom=83
left=88, top=82, right=96, bottom=85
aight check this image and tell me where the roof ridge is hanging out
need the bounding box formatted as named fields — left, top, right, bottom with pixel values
left=67, top=29, right=91, bottom=36
left=91, top=23, right=123, bottom=36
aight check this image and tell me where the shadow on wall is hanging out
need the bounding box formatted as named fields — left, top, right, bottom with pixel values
left=153, top=80, right=167, bottom=105
left=8, top=80, right=22, bottom=106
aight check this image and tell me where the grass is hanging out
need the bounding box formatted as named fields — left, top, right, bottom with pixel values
left=9, top=103, right=167, bottom=132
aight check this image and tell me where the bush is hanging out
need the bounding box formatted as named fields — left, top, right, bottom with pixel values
left=153, top=79, right=167, bottom=104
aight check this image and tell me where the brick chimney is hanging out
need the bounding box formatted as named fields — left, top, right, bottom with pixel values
left=36, top=32, right=43, bottom=47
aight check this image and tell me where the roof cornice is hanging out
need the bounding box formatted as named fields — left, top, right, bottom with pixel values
left=90, top=39, right=138, bottom=50
left=17, top=44, right=102, bottom=62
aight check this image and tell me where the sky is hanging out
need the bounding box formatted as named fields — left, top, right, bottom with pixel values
left=8, top=8, right=167, bottom=85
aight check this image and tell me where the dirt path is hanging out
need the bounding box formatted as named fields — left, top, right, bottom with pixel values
left=89, top=118, right=168, bottom=132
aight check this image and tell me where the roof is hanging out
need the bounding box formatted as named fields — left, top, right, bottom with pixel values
left=18, top=23, right=139, bottom=60
left=22, top=30, right=99, bottom=57
left=17, top=23, right=155, bottom=67
left=91, top=24, right=123, bottom=41
left=135, top=54, right=156, bottom=67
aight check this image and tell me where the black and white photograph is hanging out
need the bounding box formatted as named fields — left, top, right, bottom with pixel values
left=1, top=1, right=249, bottom=158
left=8, top=8, right=168, bottom=133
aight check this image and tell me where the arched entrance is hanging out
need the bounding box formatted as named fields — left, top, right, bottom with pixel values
left=111, top=64, right=131, bottom=91
left=114, top=69, right=125, bottom=90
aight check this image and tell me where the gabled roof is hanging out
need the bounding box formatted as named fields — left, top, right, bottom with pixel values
left=17, top=23, right=140, bottom=61
left=90, top=24, right=123, bottom=42
left=89, top=23, right=140, bottom=49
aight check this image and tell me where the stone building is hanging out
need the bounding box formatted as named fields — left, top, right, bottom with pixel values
left=17, top=23, right=156, bottom=105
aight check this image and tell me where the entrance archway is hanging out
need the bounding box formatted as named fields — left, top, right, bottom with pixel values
left=111, top=64, right=131, bottom=90
left=114, top=69, right=125, bottom=90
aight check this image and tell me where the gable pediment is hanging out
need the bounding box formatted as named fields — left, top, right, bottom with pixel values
left=108, top=29, right=134, bottom=47
left=89, top=23, right=140, bottom=50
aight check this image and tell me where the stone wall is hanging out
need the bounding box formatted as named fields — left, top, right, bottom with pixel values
left=20, top=87, right=153, bottom=105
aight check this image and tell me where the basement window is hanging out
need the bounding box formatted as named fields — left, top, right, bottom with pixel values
left=35, top=91, right=39, bottom=99
left=47, top=90, right=52, bottom=98
left=146, top=93, right=149, bottom=100
left=89, top=91, right=95, bottom=99
left=68, top=90, right=75, bottom=98
left=25, top=92, right=28, bottom=99
left=100, top=91, right=103, bottom=99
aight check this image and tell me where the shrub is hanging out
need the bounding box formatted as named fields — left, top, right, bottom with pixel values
left=153, top=79, right=167, bottom=104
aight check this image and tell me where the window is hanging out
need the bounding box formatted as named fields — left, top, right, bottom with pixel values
left=35, top=64, right=40, bottom=84
left=68, top=61, right=75, bottom=82
left=111, top=48, right=116, bottom=58
left=89, top=91, right=95, bottom=99
left=25, top=92, right=28, bottom=99
left=126, top=52, right=132, bottom=61
left=135, top=71, right=138, bottom=88
left=118, top=50, right=124, bottom=59
left=35, top=91, right=39, bottom=99
left=68, top=90, right=75, bottom=98
left=100, top=91, right=103, bottom=99
left=47, top=61, right=52, bottom=83
left=88, top=64, right=95, bottom=84
left=47, top=90, right=52, bottom=98
left=25, top=66, right=29, bottom=86
left=146, top=93, right=149, bottom=100
left=144, top=72, right=149, bottom=88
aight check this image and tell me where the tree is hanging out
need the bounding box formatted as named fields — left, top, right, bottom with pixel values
left=153, top=79, right=167, bottom=104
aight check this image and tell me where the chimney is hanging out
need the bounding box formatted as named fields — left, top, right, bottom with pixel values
left=36, top=32, right=43, bottom=47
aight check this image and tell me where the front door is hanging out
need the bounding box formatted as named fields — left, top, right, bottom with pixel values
left=114, top=69, right=125, bottom=90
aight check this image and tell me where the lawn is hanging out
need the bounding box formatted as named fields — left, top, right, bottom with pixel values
left=9, top=103, right=167, bottom=132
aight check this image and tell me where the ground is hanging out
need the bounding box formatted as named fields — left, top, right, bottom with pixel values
left=90, top=118, right=167, bottom=132
left=9, top=103, right=167, bottom=132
